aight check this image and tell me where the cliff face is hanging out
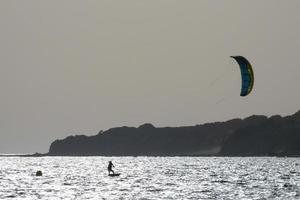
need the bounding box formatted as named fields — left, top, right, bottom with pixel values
left=48, top=111, right=300, bottom=156
left=220, top=111, right=300, bottom=156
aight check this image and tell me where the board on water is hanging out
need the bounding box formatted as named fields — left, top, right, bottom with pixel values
left=108, top=173, right=120, bottom=177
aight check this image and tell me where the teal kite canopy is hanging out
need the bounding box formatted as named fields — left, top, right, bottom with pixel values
left=231, top=56, right=254, bottom=97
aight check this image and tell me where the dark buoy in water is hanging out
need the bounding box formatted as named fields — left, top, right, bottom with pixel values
left=36, top=171, right=42, bottom=176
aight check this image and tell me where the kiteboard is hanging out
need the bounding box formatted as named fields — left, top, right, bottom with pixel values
left=108, top=173, right=120, bottom=177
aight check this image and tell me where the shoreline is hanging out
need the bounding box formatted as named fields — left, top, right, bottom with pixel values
left=1, top=154, right=300, bottom=158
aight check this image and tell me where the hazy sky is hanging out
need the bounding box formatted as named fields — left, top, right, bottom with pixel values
left=1, top=1, right=300, bottom=154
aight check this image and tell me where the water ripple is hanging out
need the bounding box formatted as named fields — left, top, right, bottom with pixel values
left=0, top=157, right=300, bottom=199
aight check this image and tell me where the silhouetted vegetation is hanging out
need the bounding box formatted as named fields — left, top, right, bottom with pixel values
left=47, top=111, right=300, bottom=156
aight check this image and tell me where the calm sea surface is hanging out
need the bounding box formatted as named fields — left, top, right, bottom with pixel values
left=0, top=157, right=300, bottom=199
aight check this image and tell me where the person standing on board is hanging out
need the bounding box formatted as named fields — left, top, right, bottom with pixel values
left=108, top=161, right=115, bottom=175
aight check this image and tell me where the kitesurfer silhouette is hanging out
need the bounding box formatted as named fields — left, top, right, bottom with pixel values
left=108, top=161, right=115, bottom=175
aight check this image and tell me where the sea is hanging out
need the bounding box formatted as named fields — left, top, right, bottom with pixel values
left=0, top=157, right=300, bottom=200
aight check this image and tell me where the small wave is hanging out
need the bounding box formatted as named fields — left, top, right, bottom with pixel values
left=236, top=181, right=246, bottom=185
left=147, top=188, right=164, bottom=192
left=280, top=175, right=291, bottom=180
left=212, top=180, right=230, bottom=183
left=5, top=195, right=16, bottom=198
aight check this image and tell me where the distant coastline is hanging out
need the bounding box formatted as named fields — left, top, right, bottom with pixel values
left=3, top=110, right=297, bottom=157
left=0, top=154, right=24, bottom=157
left=37, top=110, right=300, bottom=157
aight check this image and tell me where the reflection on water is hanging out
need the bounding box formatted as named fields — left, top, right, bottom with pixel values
left=0, top=157, right=300, bottom=199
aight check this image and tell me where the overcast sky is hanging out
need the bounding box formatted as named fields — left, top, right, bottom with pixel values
left=1, top=1, right=300, bottom=154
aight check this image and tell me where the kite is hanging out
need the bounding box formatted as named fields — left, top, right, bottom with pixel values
left=231, top=56, right=254, bottom=97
